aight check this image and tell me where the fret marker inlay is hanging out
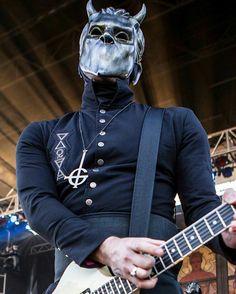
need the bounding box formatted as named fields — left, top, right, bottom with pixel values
left=173, top=239, right=183, bottom=257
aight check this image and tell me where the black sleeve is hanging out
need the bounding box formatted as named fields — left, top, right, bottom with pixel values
left=176, top=109, right=236, bottom=264
left=16, top=122, right=112, bottom=265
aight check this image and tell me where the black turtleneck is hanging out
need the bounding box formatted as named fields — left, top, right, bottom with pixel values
left=81, top=78, right=134, bottom=110
left=92, top=81, right=117, bottom=104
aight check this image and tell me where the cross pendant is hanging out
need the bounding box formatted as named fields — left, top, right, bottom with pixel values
left=64, top=149, right=88, bottom=188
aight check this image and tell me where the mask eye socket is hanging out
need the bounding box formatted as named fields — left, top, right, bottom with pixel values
left=89, top=26, right=103, bottom=37
left=115, top=31, right=132, bottom=43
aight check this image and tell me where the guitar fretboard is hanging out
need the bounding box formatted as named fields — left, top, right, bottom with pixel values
left=92, top=203, right=235, bottom=294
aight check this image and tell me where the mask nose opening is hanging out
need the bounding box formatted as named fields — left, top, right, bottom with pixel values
left=100, top=33, right=114, bottom=44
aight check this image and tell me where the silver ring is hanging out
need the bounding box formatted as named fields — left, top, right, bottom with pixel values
left=130, top=266, right=138, bottom=277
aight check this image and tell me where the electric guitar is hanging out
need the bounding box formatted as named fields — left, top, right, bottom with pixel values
left=53, top=203, right=235, bottom=294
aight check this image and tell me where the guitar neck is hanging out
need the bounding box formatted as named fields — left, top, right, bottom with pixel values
left=92, top=203, right=235, bottom=294
left=150, top=203, right=235, bottom=278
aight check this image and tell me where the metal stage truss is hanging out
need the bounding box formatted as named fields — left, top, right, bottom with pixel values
left=0, top=189, right=21, bottom=216
left=208, top=126, right=236, bottom=157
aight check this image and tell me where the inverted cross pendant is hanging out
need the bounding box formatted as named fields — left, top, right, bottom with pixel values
left=64, top=150, right=88, bottom=188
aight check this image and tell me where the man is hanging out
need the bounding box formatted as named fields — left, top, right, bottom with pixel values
left=16, top=1, right=236, bottom=293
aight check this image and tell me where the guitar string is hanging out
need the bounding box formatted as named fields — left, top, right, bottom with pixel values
left=162, top=204, right=231, bottom=250
left=160, top=205, right=232, bottom=257
left=154, top=204, right=233, bottom=269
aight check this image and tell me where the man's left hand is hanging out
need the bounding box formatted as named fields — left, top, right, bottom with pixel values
left=221, top=188, right=236, bottom=249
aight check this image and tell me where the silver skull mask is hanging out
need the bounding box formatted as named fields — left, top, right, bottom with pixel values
left=79, top=0, right=146, bottom=85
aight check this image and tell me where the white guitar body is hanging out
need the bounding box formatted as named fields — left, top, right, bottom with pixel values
left=53, top=262, right=114, bottom=294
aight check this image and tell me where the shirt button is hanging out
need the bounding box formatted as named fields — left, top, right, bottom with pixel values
left=85, top=199, right=93, bottom=206
left=97, top=159, right=104, bottom=166
left=99, top=119, right=106, bottom=124
left=100, top=131, right=106, bottom=136
left=90, top=182, right=97, bottom=188
left=98, top=142, right=104, bottom=147
left=100, top=109, right=106, bottom=114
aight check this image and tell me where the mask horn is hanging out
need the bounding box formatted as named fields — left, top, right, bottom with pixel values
left=86, top=0, right=97, bottom=18
left=133, top=4, right=146, bottom=24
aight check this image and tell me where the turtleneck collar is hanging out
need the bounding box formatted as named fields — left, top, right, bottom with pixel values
left=81, top=77, right=134, bottom=111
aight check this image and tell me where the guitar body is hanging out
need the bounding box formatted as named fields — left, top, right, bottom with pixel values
left=53, top=262, right=112, bottom=293
left=53, top=262, right=139, bottom=294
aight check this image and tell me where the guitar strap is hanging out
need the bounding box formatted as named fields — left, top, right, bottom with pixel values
left=129, top=107, right=165, bottom=237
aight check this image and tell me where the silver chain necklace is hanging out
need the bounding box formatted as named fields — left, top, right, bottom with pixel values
left=64, top=101, right=134, bottom=188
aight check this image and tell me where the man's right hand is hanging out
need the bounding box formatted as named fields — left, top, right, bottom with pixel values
left=91, top=236, right=165, bottom=289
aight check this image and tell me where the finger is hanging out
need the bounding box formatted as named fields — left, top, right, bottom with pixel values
left=130, top=276, right=158, bottom=289
left=129, top=239, right=164, bottom=256
left=229, top=220, right=236, bottom=233
left=223, top=189, right=236, bottom=205
left=134, top=267, right=152, bottom=279
left=131, top=253, right=156, bottom=270
left=138, top=238, right=166, bottom=246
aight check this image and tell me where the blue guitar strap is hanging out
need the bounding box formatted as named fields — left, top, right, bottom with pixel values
left=129, top=107, right=165, bottom=237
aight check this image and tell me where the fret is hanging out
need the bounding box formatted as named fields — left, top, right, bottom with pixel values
left=166, top=239, right=182, bottom=261
left=173, top=238, right=183, bottom=257
left=164, top=244, right=174, bottom=263
left=149, top=264, right=158, bottom=278
left=115, top=277, right=126, bottom=294
left=128, top=282, right=136, bottom=292
left=154, top=256, right=166, bottom=272
left=121, top=279, right=131, bottom=294
left=126, top=281, right=133, bottom=292
left=185, top=226, right=201, bottom=249
left=102, top=285, right=107, bottom=294
left=195, top=219, right=212, bottom=242
left=192, top=225, right=203, bottom=243
left=118, top=278, right=126, bottom=294
left=175, top=233, right=191, bottom=255
left=159, top=256, right=167, bottom=269
left=183, top=232, right=193, bottom=250
left=204, top=218, right=214, bottom=235
left=161, top=250, right=172, bottom=268
left=219, top=204, right=235, bottom=225
left=110, top=278, right=120, bottom=294
left=206, top=212, right=224, bottom=235
left=106, top=282, right=114, bottom=294
left=97, top=287, right=103, bottom=294
left=104, top=284, right=109, bottom=294
left=216, top=210, right=226, bottom=227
